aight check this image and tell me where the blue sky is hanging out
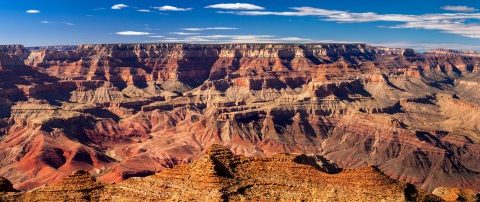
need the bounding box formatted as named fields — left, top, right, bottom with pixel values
left=1, top=0, right=480, bottom=50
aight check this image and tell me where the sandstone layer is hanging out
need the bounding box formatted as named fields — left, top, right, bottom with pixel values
left=0, top=44, right=479, bottom=194
left=0, top=144, right=449, bottom=201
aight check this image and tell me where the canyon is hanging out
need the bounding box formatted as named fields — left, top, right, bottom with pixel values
left=0, top=144, right=454, bottom=201
left=0, top=43, right=480, bottom=200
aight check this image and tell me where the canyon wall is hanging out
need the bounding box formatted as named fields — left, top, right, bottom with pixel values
left=2, top=145, right=451, bottom=201
left=0, top=43, right=479, bottom=194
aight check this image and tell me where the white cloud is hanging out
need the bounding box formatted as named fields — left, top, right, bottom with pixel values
left=152, top=34, right=311, bottom=43
left=277, top=37, right=312, bottom=41
left=182, top=27, right=238, bottom=31
left=137, top=9, right=151, bottom=13
left=148, top=35, right=164, bottom=38
left=441, top=5, right=477, bottom=12
left=116, top=31, right=151, bottom=36
left=170, top=32, right=200, bottom=36
left=111, top=4, right=128, bottom=10
left=40, top=21, right=75, bottom=26
left=26, top=10, right=40, bottom=14
left=221, top=7, right=480, bottom=39
left=389, top=20, right=480, bottom=39
left=225, top=7, right=417, bottom=21
left=205, top=3, right=264, bottom=10
left=372, top=41, right=480, bottom=51
left=195, top=34, right=273, bottom=39
left=154, top=6, right=192, bottom=11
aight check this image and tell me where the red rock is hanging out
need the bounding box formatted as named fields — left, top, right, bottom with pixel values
left=0, top=43, right=479, bottom=194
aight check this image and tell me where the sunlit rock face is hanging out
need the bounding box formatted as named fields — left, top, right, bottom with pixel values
left=0, top=145, right=443, bottom=201
left=0, top=43, right=479, bottom=194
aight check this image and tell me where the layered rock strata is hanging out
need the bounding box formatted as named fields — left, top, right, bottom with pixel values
left=0, top=145, right=449, bottom=201
left=0, top=44, right=479, bottom=194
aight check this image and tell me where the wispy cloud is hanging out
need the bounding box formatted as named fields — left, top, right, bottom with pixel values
left=154, top=6, right=192, bottom=12
left=41, top=21, right=75, bottom=26
left=221, top=7, right=480, bottom=39
left=152, top=34, right=311, bottom=43
left=182, top=27, right=238, bottom=31
left=277, top=37, right=312, bottom=41
left=148, top=35, right=164, bottom=38
left=170, top=32, right=200, bottom=36
left=372, top=41, right=480, bottom=51
left=137, top=9, right=151, bottom=13
left=205, top=3, right=264, bottom=10
left=116, top=31, right=151, bottom=36
left=111, top=4, right=128, bottom=10
left=26, top=10, right=40, bottom=14
left=389, top=20, right=480, bottom=39
left=441, top=5, right=477, bottom=12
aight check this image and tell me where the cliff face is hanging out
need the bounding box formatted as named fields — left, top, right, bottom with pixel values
left=24, top=43, right=376, bottom=91
left=0, top=43, right=480, bottom=195
left=0, top=45, right=29, bottom=68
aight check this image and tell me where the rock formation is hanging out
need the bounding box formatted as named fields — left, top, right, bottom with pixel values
left=0, top=43, right=479, bottom=196
left=432, top=187, right=480, bottom=202
left=0, top=144, right=444, bottom=201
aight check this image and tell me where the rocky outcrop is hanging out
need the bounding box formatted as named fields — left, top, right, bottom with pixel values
left=0, top=45, right=29, bottom=69
left=432, top=187, right=480, bottom=202
left=0, top=145, right=445, bottom=201
left=0, top=43, right=480, bottom=195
